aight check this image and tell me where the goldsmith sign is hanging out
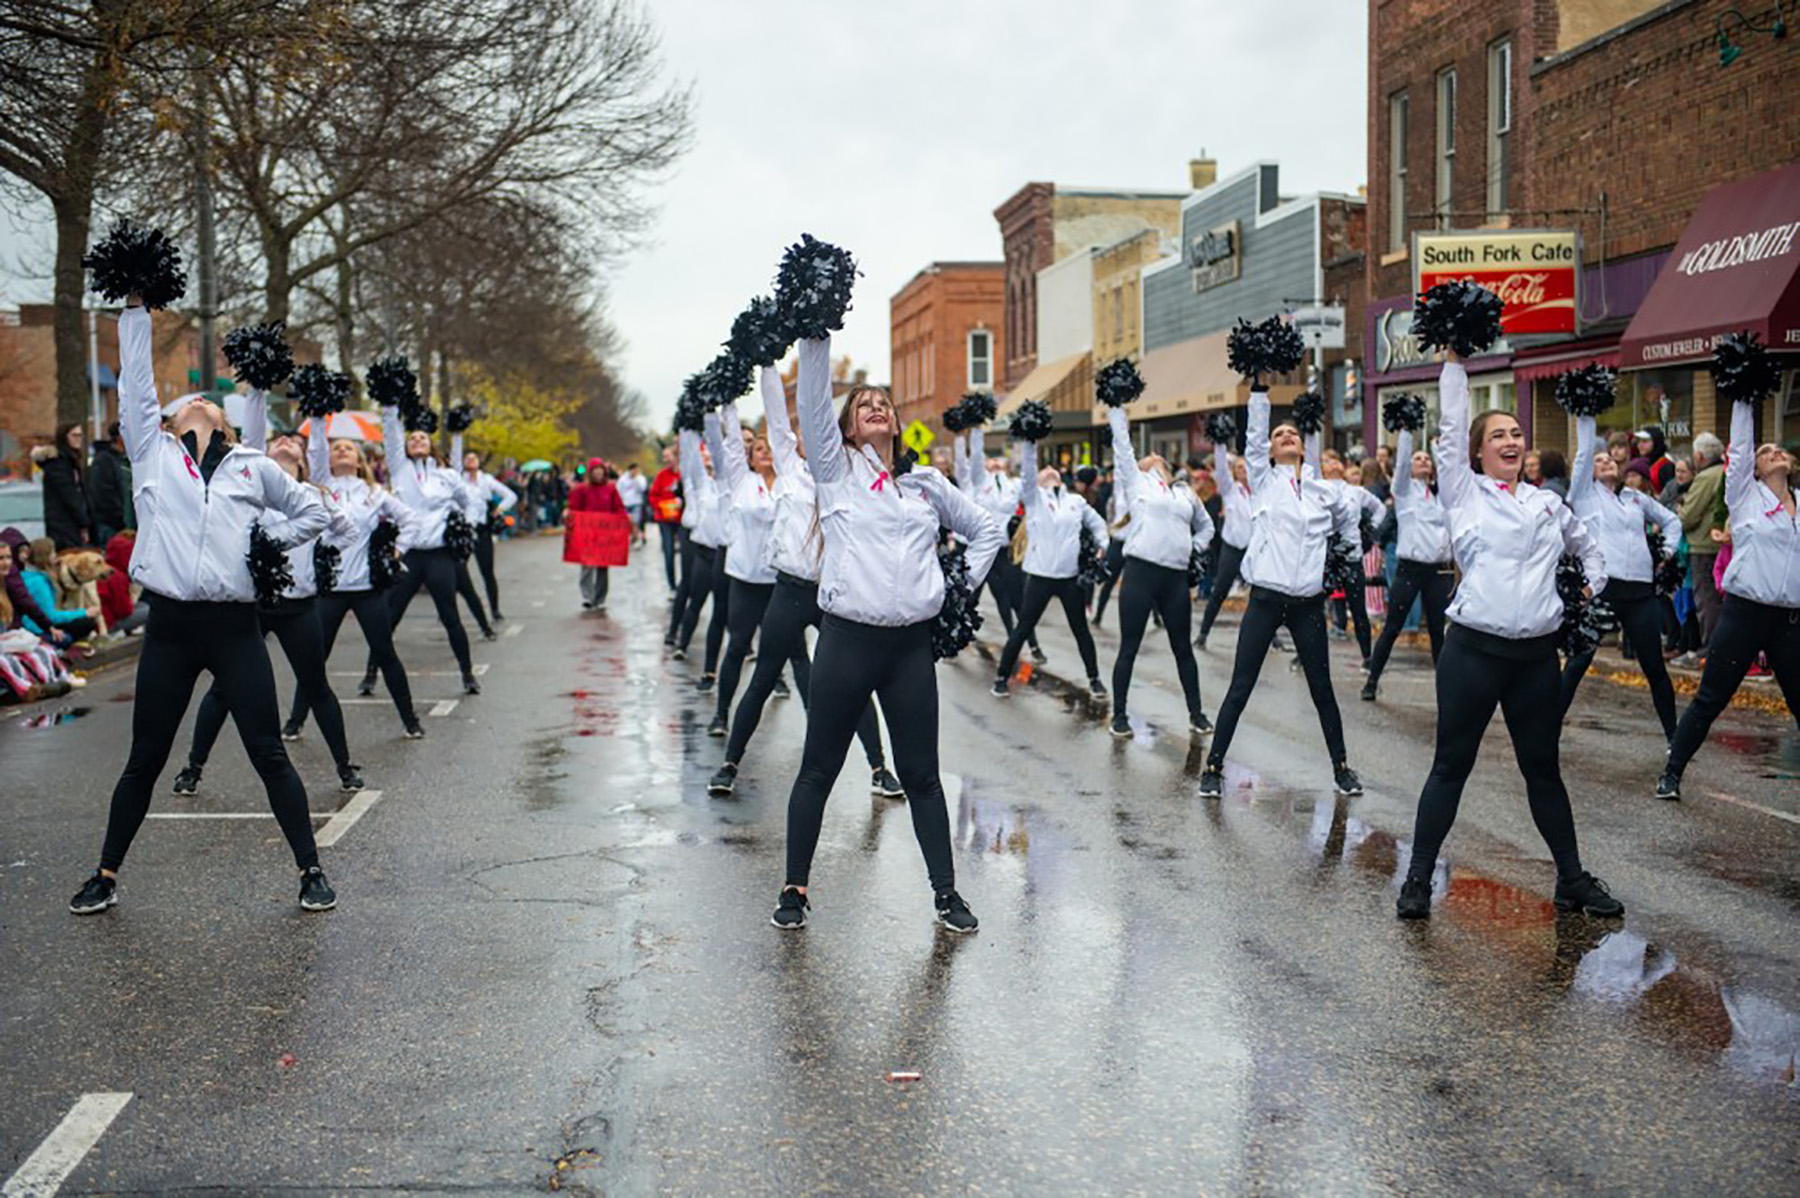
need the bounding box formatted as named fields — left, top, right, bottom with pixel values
left=1413, top=229, right=1580, bottom=337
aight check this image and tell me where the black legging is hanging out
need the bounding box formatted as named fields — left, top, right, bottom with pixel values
left=1332, top=582, right=1372, bottom=660
left=473, top=524, right=501, bottom=616
left=703, top=547, right=732, bottom=674
left=727, top=574, right=886, bottom=768
left=1207, top=588, right=1345, bottom=768
left=784, top=616, right=953, bottom=890
left=1406, top=629, right=1583, bottom=884
left=659, top=522, right=681, bottom=589
left=1000, top=573, right=1099, bottom=681
left=1665, top=595, right=1800, bottom=779
left=1091, top=539, right=1128, bottom=624
left=1365, top=559, right=1453, bottom=686
left=291, top=589, right=416, bottom=730
left=675, top=542, right=718, bottom=651
left=384, top=547, right=473, bottom=675
left=1560, top=581, right=1678, bottom=738
left=99, top=597, right=318, bottom=871
left=668, top=532, right=701, bottom=640
left=453, top=559, right=493, bottom=637
left=1197, top=542, right=1246, bottom=641
left=191, top=599, right=350, bottom=771
left=1111, top=558, right=1203, bottom=720
left=978, top=553, right=1035, bottom=648
left=715, top=577, right=778, bottom=721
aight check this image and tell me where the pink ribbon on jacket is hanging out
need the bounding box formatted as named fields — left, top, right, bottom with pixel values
left=870, top=471, right=890, bottom=493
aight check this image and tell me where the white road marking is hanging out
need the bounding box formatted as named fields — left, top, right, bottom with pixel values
left=530, top=600, right=546, bottom=608
left=147, top=812, right=281, bottom=821
left=504, top=623, right=523, bottom=638
left=1705, top=788, right=1800, bottom=826
left=3, top=1091, right=132, bottom=1198
left=315, top=789, right=383, bottom=847
left=429, top=700, right=459, bottom=717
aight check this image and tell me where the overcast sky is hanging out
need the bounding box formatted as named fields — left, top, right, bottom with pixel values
left=0, top=0, right=1367, bottom=428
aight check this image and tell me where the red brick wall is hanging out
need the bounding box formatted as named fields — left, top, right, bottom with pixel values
left=889, top=264, right=1005, bottom=442
left=995, top=183, right=1054, bottom=391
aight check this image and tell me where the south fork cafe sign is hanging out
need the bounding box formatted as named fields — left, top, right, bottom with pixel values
left=1413, top=229, right=1580, bottom=337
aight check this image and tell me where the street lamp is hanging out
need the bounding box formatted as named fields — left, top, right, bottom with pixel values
left=1715, top=3, right=1788, bottom=65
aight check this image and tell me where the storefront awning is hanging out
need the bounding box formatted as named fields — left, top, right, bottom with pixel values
left=1620, top=162, right=1800, bottom=368
left=1120, top=330, right=1307, bottom=420
left=996, top=352, right=1087, bottom=417
left=1510, top=337, right=1621, bottom=388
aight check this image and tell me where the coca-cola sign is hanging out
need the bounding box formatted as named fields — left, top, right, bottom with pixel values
left=1414, top=230, right=1581, bottom=336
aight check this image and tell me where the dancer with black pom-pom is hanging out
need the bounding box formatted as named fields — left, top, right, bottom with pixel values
left=1656, top=334, right=1800, bottom=800
left=1556, top=366, right=1684, bottom=740
left=1303, top=394, right=1387, bottom=667
left=70, top=278, right=336, bottom=916
left=770, top=233, right=1001, bottom=933
left=1103, top=376, right=1215, bottom=739
left=955, top=393, right=1037, bottom=660
left=1362, top=393, right=1453, bottom=701
left=1196, top=413, right=1251, bottom=650
left=669, top=385, right=727, bottom=668
left=1395, top=339, right=1620, bottom=922
left=990, top=400, right=1110, bottom=700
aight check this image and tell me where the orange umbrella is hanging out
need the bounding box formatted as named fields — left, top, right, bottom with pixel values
left=296, top=411, right=384, bottom=442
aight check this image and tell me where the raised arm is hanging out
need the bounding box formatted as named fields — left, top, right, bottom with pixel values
left=242, top=388, right=268, bottom=452
left=307, top=408, right=330, bottom=481
left=1017, top=439, right=1041, bottom=515
left=677, top=428, right=704, bottom=502
left=255, top=458, right=328, bottom=548
left=1246, top=386, right=1272, bottom=492
left=1108, top=406, right=1142, bottom=507
left=1570, top=415, right=1598, bottom=506
left=927, top=475, right=1004, bottom=589
left=716, top=402, right=749, bottom=496
left=965, top=424, right=987, bottom=496
left=1304, top=428, right=1322, bottom=478
left=381, top=404, right=420, bottom=502
left=1724, top=398, right=1755, bottom=512
left=796, top=336, right=845, bottom=487
left=702, top=410, right=733, bottom=513
left=953, top=432, right=969, bottom=492
left=117, top=306, right=161, bottom=464
left=1211, top=437, right=1237, bottom=516
left=1391, top=428, right=1415, bottom=502
left=760, top=365, right=800, bottom=478
left=1434, top=360, right=1476, bottom=511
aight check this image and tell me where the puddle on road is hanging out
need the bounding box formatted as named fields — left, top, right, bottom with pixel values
left=13, top=705, right=93, bottom=730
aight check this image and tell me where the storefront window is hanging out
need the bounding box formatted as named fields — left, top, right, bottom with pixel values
left=1625, top=368, right=1695, bottom=451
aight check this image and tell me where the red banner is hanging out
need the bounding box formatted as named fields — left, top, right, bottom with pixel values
left=563, top=511, right=632, bottom=568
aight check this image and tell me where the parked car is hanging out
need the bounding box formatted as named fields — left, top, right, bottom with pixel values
left=0, top=478, right=46, bottom=541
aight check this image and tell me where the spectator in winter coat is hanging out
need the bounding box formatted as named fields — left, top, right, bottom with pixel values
left=97, top=531, right=147, bottom=634
left=1634, top=426, right=1675, bottom=494
left=36, top=422, right=94, bottom=548
left=648, top=446, right=684, bottom=589
left=569, top=458, right=626, bottom=609
left=20, top=538, right=100, bottom=640
left=86, top=423, right=134, bottom=544
left=1682, top=432, right=1727, bottom=646
left=0, top=527, right=70, bottom=645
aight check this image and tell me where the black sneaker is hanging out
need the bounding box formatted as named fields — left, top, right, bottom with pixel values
left=281, top=721, right=302, bottom=742
left=493, top=611, right=506, bottom=622
left=1198, top=767, right=1224, bottom=798
left=696, top=673, right=715, bottom=694
left=773, top=678, right=791, bottom=700
left=1088, top=678, right=1107, bottom=699
left=872, top=767, right=905, bottom=798
left=1654, top=770, right=1681, bottom=801
left=1031, top=646, right=1048, bottom=665
left=403, top=720, right=426, bottom=740
left=481, top=627, right=498, bottom=641
left=1553, top=871, right=1623, bottom=918
left=1334, top=764, right=1364, bottom=796
left=990, top=678, right=1009, bottom=698
left=1360, top=680, right=1378, bottom=702
left=707, top=763, right=737, bottom=796
left=357, top=670, right=377, bottom=697
left=771, top=887, right=808, bottom=930
left=299, top=866, right=337, bottom=912
left=1194, top=635, right=1208, bottom=650
left=1396, top=876, right=1432, bottom=920
left=462, top=673, right=481, bottom=695
left=934, top=889, right=979, bottom=934
left=707, top=715, right=727, bottom=738
left=1110, top=712, right=1132, bottom=738
left=1190, top=711, right=1213, bottom=735
left=69, top=871, right=117, bottom=915
left=172, top=764, right=202, bottom=795
left=671, top=647, right=687, bottom=661
left=337, top=764, right=366, bottom=793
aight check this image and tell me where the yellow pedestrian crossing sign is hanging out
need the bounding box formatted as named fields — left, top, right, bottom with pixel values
left=902, top=419, right=935, bottom=454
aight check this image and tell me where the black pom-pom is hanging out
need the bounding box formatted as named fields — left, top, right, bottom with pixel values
left=403, top=405, right=438, bottom=435
left=1709, top=331, right=1779, bottom=407
left=673, top=374, right=707, bottom=433
left=313, top=542, right=341, bottom=594
left=1323, top=533, right=1361, bottom=592
left=1077, top=524, right=1112, bottom=589
left=893, top=445, right=918, bottom=477
left=728, top=295, right=791, bottom=368
left=445, top=403, right=478, bottom=433
left=1095, top=358, right=1146, bottom=408
left=700, top=350, right=753, bottom=410
left=369, top=519, right=405, bottom=589
left=1226, top=315, right=1306, bottom=382
left=247, top=522, right=295, bottom=605
left=1553, top=364, right=1617, bottom=418
left=289, top=364, right=351, bottom=420
left=1556, top=553, right=1616, bottom=656
left=964, top=391, right=998, bottom=426
left=222, top=322, right=294, bottom=391
left=942, top=401, right=970, bottom=434
left=774, top=233, right=860, bottom=341
left=1205, top=411, right=1237, bottom=446
left=443, top=509, right=476, bottom=561
left=930, top=543, right=983, bottom=661
left=1382, top=391, right=1427, bottom=433
left=82, top=219, right=187, bottom=309
left=1009, top=399, right=1054, bottom=443
left=1291, top=391, right=1327, bottom=436
left=1413, top=280, right=1505, bottom=358
left=1647, top=525, right=1683, bottom=599
left=366, top=355, right=419, bottom=409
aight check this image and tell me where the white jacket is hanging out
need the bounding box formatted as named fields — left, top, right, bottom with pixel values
left=381, top=404, right=473, bottom=551
left=1107, top=407, right=1214, bottom=572
left=798, top=337, right=1002, bottom=626
left=959, top=424, right=1022, bottom=524
left=1238, top=389, right=1357, bottom=598
left=1438, top=361, right=1607, bottom=638
left=117, top=306, right=326, bottom=602
left=1017, top=440, right=1108, bottom=579
left=1213, top=440, right=1252, bottom=550
left=1391, top=428, right=1453, bottom=565
left=450, top=433, right=519, bottom=526
left=677, top=427, right=727, bottom=549
left=1720, top=398, right=1800, bottom=608
left=760, top=365, right=822, bottom=581
left=240, top=387, right=352, bottom=600
left=1570, top=415, right=1683, bottom=585
left=712, top=402, right=778, bottom=585
left=307, top=417, right=418, bottom=593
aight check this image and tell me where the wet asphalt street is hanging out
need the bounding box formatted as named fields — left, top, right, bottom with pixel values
left=3, top=534, right=1798, bottom=1195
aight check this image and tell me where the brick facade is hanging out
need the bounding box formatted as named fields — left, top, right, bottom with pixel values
left=887, top=262, right=1005, bottom=443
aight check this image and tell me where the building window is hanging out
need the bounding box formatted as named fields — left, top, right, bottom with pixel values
left=968, top=329, right=992, bottom=390
left=1112, top=287, right=1124, bottom=341
left=1487, top=39, right=1512, bottom=218
left=1435, top=69, right=1455, bottom=228
left=1388, top=90, right=1409, bottom=252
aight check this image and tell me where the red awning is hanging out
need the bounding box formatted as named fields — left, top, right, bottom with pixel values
left=1620, top=163, right=1800, bottom=368
left=1511, top=337, right=1621, bottom=387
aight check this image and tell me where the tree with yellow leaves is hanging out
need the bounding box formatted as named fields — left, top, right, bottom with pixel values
left=458, top=369, right=582, bottom=467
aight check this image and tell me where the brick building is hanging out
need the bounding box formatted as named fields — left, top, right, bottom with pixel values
left=1364, top=0, right=1799, bottom=455
left=887, top=262, right=1004, bottom=444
